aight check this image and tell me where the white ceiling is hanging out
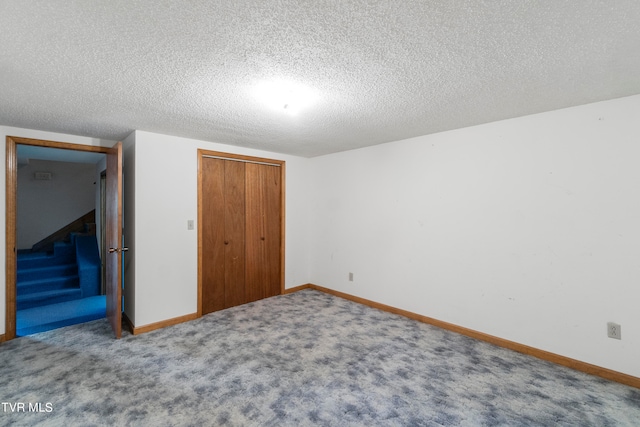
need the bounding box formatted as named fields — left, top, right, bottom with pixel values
left=1, top=1, right=639, bottom=157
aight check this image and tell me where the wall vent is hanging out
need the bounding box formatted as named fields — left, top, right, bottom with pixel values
left=34, top=172, right=52, bottom=180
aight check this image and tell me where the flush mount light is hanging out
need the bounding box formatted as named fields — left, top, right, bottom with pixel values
left=253, top=79, right=318, bottom=116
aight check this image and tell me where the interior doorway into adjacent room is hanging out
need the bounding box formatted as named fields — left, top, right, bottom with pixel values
left=5, top=136, right=124, bottom=340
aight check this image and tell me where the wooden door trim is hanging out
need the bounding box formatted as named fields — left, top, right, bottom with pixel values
left=197, top=149, right=286, bottom=317
left=199, top=150, right=285, bottom=167
left=5, top=138, right=17, bottom=340
left=4, top=136, right=110, bottom=341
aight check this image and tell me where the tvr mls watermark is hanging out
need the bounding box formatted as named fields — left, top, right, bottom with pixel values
left=2, top=402, right=53, bottom=413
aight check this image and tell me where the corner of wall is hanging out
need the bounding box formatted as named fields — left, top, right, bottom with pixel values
left=122, top=132, right=136, bottom=325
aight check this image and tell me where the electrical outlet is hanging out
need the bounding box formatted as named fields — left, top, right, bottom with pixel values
left=348, top=272, right=354, bottom=282
left=607, top=322, right=621, bottom=340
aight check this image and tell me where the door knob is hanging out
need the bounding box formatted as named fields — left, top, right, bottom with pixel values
left=109, top=247, right=129, bottom=253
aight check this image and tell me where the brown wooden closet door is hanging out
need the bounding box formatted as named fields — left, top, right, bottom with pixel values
left=202, top=158, right=246, bottom=313
left=223, top=160, right=246, bottom=308
left=201, top=158, right=226, bottom=314
left=245, top=163, right=281, bottom=302
left=201, top=154, right=282, bottom=315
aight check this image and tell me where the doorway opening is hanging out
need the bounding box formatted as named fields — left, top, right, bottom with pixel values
left=5, top=136, right=119, bottom=340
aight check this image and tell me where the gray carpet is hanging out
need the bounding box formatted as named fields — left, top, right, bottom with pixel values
left=1, top=289, right=638, bottom=426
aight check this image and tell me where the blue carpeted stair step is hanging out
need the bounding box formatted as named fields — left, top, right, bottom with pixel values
left=17, top=288, right=83, bottom=310
left=17, top=275, right=80, bottom=294
left=17, top=243, right=76, bottom=270
left=16, top=295, right=106, bottom=336
left=17, top=263, right=78, bottom=283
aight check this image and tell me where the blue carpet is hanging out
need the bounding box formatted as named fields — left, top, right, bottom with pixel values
left=16, top=295, right=106, bottom=336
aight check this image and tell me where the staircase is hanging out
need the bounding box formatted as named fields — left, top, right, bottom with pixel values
left=17, top=242, right=82, bottom=310
left=16, top=230, right=105, bottom=336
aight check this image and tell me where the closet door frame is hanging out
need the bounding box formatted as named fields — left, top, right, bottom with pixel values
left=197, top=149, right=285, bottom=316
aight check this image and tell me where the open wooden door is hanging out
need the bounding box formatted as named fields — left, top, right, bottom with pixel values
left=106, top=141, right=124, bottom=338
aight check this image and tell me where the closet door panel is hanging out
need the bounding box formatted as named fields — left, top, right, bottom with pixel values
left=263, top=164, right=282, bottom=297
left=201, top=158, right=226, bottom=314
left=245, top=163, right=266, bottom=302
left=245, top=163, right=281, bottom=302
left=224, top=160, right=246, bottom=308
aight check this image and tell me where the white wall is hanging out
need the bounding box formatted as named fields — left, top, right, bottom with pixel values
left=17, top=159, right=97, bottom=249
left=127, top=131, right=311, bottom=328
left=122, top=133, right=136, bottom=323
left=308, top=94, right=640, bottom=378
left=0, top=126, right=116, bottom=336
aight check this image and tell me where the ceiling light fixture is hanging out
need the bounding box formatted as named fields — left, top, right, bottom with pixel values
left=253, top=80, right=318, bottom=116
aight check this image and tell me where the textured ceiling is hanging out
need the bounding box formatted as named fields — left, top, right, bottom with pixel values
left=1, top=1, right=640, bottom=157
